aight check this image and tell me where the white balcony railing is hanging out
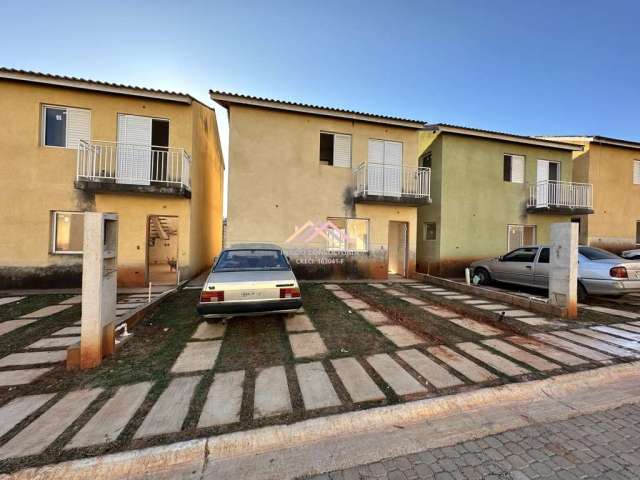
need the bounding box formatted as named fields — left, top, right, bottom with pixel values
left=528, top=180, right=593, bottom=210
left=77, top=140, right=191, bottom=190
left=353, top=163, right=430, bottom=199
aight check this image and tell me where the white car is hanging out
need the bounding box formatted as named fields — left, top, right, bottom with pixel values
left=621, top=248, right=640, bottom=260
left=197, top=243, right=302, bottom=318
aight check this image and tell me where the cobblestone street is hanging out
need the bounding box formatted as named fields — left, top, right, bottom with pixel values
left=308, top=402, right=640, bottom=480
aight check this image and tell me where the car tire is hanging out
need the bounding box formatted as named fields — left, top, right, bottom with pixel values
left=577, top=283, right=588, bottom=303
left=474, top=268, right=491, bottom=286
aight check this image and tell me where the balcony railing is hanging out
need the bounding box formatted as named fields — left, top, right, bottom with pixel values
left=528, top=180, right=593, bottom=210
left=353, top=163, right=430, bottom=200
left=77, top=140, right=191, bottom=190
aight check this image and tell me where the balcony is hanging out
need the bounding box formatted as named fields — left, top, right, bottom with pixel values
left=353, top=163, right=431, bottom=206
left=527, top=180, right=593, bottom=214
left=75, top=140, right=191, bottom=197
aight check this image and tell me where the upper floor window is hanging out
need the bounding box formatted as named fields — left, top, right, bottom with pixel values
left=507, top=224, right=536, bottom=251
left=319, top=132, right=351, bottom=167
left=633, top=160, right=640, bottom=185
left=503, top=154, right=525, bottom=183
left=423, top=222, right=436, bottom=241
left=421, top=151, right=432, bottom=169
left=42, top=105, right=91, bottom=149
left=51, top=211, right=84, bottom=254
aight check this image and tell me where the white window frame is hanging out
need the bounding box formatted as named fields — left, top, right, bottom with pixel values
left=42, top=104, right=92, bottom=149
left=326, top=217, right=370, bottom=252
left=319, top=131, right=352, bottom=168
left=633, top=160, right=640, bottom=185
left=507, top=224, right=537, bottom=252
left=51, top=211, right=84, bottom=255
left=504, top=153, right=525, bottom=183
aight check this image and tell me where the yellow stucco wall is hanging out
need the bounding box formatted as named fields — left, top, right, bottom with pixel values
left=0, top=79, right=223, bottom=287
left=225, top=104, right=420, bottom=278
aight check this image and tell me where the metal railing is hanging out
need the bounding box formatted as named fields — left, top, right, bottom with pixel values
left=353, top=163, right=430, bottom=198
left=528, top=180, right=593, bottom=209
left=77, top=140, right=191, bottom=190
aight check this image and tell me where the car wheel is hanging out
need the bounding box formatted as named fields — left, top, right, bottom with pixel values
left=577, top=283, right=588, bottom=303
left=474, top=268, right=491, bottom=286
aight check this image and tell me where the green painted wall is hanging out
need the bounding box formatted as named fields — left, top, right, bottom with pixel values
left=417, top=131, right=575, bottom=275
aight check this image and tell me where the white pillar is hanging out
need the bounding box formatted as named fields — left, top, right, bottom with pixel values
left=80, top=213, right=118, bottom=369
left=549, top=222, right=579, bottom=319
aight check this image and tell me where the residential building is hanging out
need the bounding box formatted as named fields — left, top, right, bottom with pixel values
left=212, top=92, right=430, bottom=279
left=0, top=68, right=224, bottom=288
left=539, top=136, right=640, bottom=252
left=417, top=124, right=589, bottom=276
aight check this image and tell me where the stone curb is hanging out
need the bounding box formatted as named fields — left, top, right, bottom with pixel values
left=5, top=361, right=640, bottom=479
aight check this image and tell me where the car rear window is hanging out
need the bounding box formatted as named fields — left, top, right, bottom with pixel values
left=579, top=247, right=621, bottom=261
left=214, top=249, right=290, bottom=272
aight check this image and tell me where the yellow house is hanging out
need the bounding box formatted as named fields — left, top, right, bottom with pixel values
left=540, top=136, right=640, bottom=252
left=0, top=68, right=224, bottom=288
left=211, top=92, right=429, bottom=279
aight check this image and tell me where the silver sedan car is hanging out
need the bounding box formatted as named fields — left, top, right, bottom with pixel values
left=470, top=245, right=640, bottom=301
left=197, top=243, right=302, bottom=318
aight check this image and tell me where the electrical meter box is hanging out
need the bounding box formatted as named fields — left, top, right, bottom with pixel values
left=80, top=212, right=118, bottom=369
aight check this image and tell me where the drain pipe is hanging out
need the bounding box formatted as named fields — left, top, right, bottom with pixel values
left=148, top=282, right=152, bottom=303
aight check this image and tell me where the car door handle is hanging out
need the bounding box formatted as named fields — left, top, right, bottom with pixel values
left=525, top=265, right=532, bottom=269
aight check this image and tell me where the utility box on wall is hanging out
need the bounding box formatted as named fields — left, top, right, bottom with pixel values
left=80, top=212, right=118, bottom=369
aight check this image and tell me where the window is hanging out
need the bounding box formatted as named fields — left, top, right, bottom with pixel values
left=507, top=224, right=536, bottom=251
left=326, top=217, right=369, bottom=252
left=319, top=132, right=351, bottom=167
left=538, top=247, right=550, bottom=264
left=52, top=212, right=85, bottom=254
left=214, top=249, right=290, bottom=272
left=503, top=154, right=525, bottom=183
left=423, top=222, right=436, bottom=241
left=633, top=160, right=640, bottom=185
left=503, top=247, right=539, bottom=263
left=421, top=151, right=432, bottom=169
left=579, top=247, right=621, bottom=260
left=42, top=105, right=91, bottom=149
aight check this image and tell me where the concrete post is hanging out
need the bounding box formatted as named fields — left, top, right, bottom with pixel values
left=549, top=222, right=579, bottom=319
left=80, top=213, right=118, bottom=369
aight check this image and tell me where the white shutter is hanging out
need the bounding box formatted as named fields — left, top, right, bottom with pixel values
left=117, top=114, right=152, bottom=185
left=367, top=139, right=384, bottom=164
left=634, top=160, right=640, bottom=185
left=384, top=141, right=402, bottom=196
left=511, top=155, right=525, bottom=183
left=367, top=139, right=385, bottom=195
left=536, top=160, right=549, bottom=183
left=333, top=134, right=351, bottom=168
left=66, top=108, right=91, bottom=149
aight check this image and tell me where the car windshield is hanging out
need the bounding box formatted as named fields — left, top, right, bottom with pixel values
left=214, top=249, right=290, bottom=272
left=579, top=246, right=621, bottom=261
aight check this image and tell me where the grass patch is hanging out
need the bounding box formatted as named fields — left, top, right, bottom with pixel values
left=0, top=295, right=71, bottom=321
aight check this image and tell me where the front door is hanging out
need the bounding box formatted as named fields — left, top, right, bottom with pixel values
left=388, top=221, right=408, bottom=277
left=147, top=215, right=179, bottom=285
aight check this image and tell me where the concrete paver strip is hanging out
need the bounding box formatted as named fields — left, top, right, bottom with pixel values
left=552, top=330, right=636, bottom=357
left=324, top=284, right=342, bottom=291
left=592, top=325, right=640, bottom=341
left=447, top=317, right=503, bottom=337
left=0, top=319, right=38, bottom=337
left=332, top=290, right=354, bottom=300
left=457, top=342, right=530, bottom=377
left=631, top=321, right=640, bottom=327
left=613, top=323, right=640, bottom=334
left=170, top=340, right=221, bottom=373
left=192, top=322, right=227, bottom=340
left=358, top=309, right=390, bottom=325
left=20, top=304, right=73, bottom=319
left=295, top=362, right=341, bottom=410
left=463, top=299, right=490, bottom=305
left=396, top=349, right=463, bottom=389
left=444, top=295, right=472, bottom=300
left=331, top=357, right=385, bottom=402
left=285, top=314, right=315, bottom=332
left=500, top=309, right=536, bottom=317
left=0, top=368, right=53, bottom=386
left=26, top=336, right=80, bottom=349
left=481, top=339, right=560, bottom=371
left=507, top=336, right=587, bottom=366
left=377, top=325, right=424, bottom=347
left=116, top=304, right=138, bottom=310
left=474, top=304, right=509, bottom=311
left=430, top=291, right=455, bottom=296
left=428, top=345, right=497, bottom=383
left=573, top=328, right=640, bottom=351
left=68, top=382, right=152, bottom=448
left=366, top=354, right=427, bottom=396
left=0, top=297, right=26, bottom=306
left=533, top=333, right=612, bottom=362
left=135, top=376, right=200, bottom=438
left=254, top=366, right=292, bottom=418
left=342, top=298, right=370, bottom=310
left=198, top=371, right=245, bottom=427
left=0, top=350, right=67, bottom=367
left=421, top=306, right=459, bottom=319
left=399, top=296, right=427, bottom=306
left=511, top=316, right=555, bottom=326
left=0, top=388, right=102, bottom=460
left=584, top=305, right=640, bottom=319
left=289, top=332, right=328, bottom=358
left=51, top=326, right=82, bottom=336
left=384, top=288, right=405, bottom=296
left=0, top=393, right=55, bottom=438
left=368, top=283, right=386, bottom=289
left=59, top=295, right=82, bottom=305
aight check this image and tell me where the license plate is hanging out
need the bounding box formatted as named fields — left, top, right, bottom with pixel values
left=240, top=290, right=261, bottom=298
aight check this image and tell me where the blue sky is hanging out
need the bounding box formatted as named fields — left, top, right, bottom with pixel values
left=2, top=0, right=639, bottom=155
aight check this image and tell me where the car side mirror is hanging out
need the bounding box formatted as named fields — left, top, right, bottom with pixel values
left=497, top=256, right=503, bottom=262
